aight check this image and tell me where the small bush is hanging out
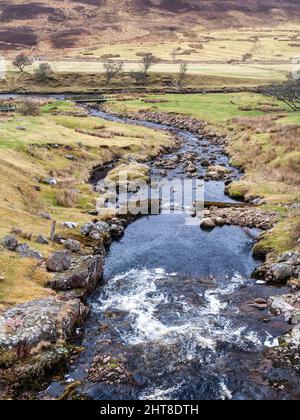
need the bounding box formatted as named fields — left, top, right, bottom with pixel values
left=18, top=99, right=41, bottom=116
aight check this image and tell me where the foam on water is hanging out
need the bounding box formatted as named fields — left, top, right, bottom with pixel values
left=94, top=268, right=272, bottom=354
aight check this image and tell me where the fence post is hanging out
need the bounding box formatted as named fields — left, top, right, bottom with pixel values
left=50, top=221, right=56, bottom=241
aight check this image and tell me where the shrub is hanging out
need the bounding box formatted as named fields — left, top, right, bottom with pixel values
left=18, top=99, right=41, bottom=116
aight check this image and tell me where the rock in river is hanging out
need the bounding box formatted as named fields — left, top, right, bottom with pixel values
left=200, top=218, right=216, bottom=230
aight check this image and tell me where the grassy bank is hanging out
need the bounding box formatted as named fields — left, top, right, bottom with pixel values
left=0, top=100, right=173, bottom=309
left=0, top=65, right=289, bottom=94
left=106, top=92, right=300, bottom=255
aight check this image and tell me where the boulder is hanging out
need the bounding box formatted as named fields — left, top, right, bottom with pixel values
left=15, top=244, right=43, bottom=260
left=64, top=239, right=81, bottom=253
left=214, top=217, right=226, bottom=226
left=46, top=251, right=71, bottom=272
left=109, top=223, right=125, bottom=238
left=200, top=218, right=216, bottom=230
left=271, top=263, right=295, bottom=283
left=94, top=221, right=110, bottom=234
left=2, top=235, right=18, bottom=251
left=0, top=297, right=88, bottom=358
left=269, top=292, right=300, bottom=323
left=48, top=255, right=104, bottom=292
left=80, top=222, right=95, bottom=236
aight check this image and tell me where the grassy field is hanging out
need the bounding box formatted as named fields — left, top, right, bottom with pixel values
left=0, top=99, right=173, bottom=309
left=107, top=92, right=300, bottom=255
left=70, top=25, right=300, bottom=63
left=108, top=92, right=290, bottom=122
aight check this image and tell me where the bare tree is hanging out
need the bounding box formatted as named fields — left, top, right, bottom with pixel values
left=103, top=60, right=124, bottom=85
left=141, top=53, right=158, bottom=76
left=171, top=48, right=180, bottom=62
left=178, top=62, right=188, bottom=88
left=35, top=63, right=54, bottom=83
left=264, top=79, right=300, bottom=111
left=12, top=54, right=32, bottom=73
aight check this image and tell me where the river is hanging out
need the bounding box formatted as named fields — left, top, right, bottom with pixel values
left=42, top=107, right=290, bottom=401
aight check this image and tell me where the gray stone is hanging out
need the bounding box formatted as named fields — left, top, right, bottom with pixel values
left=214, top=217, right=226, bottom=226
left=64, top=239, right=81, bottom=253
left=65, top=154, right=77, bottom=161
left=80, top=222, right=95, bottom=236
left=61, top=221, right=78, bottom=229
left=2, top=235, right=18, bottom=251
left=278, top=251, right=300, bottom=265
left=36, top=235, right=49, bottom=245
left=200, top=218, right=216, bottom=230
left=0, top=297, right=88, bottom=357
left=46, top=251, right=71, bottom=272
left=43, top=177, right=57, bottom=186
left=48, top=255, right=104, bottom=292
left=271, top=263, right=295, bottom=283
left=109, top=224, right=125, bottom=238
left=89, top=230, right=102, bottom=241
left=94, top=221, right=110, bottom=234
left=15, top=244, right=44, bottom=260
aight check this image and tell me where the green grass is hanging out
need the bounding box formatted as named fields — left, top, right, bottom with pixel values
left=0, top=99, right=174, bottom=308
left=109, top=92, right=288, bottom=123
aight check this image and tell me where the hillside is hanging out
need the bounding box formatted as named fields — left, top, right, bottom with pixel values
left=1, top=0, right=300, bottom=58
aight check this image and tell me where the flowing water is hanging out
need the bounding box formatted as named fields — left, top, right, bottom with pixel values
left=44, top=108, right=291, bottom=400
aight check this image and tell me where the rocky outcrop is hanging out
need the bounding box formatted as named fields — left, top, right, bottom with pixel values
left=0, top=297, right=88, bottom=358
left=253, top=251, right=300, bottom=284
left=48, top=255, right=104, bottom=292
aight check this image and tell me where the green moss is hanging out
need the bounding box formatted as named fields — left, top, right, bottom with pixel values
left=228, top=182, right=249, bottom=200
left=254, top=214, right=300, bottom=256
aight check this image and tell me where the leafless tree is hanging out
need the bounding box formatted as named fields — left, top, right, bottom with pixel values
left=171, top=48, right=180, bottom=62
left=35, top=63, right=54, bottom=83
left=178, top=62, right=188, bottom=88
left=141, top=53, right=158, bottom=75
left=264, top=79, right=300, bottom=111
left=103, top=60, right=124, bottom=85
left=12, top=54, right=32, bottom=73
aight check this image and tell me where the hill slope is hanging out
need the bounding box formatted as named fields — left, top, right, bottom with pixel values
left=0, top=1, right=300, bottom=57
